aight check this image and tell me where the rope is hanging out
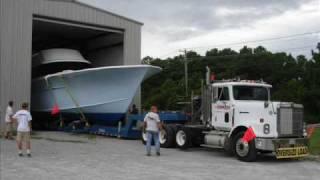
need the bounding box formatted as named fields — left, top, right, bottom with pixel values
left=58, top=75, right=89, bottom=127
left=45, top=77, right=63, bottom=127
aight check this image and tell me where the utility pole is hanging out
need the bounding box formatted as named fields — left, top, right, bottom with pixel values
left=180, top=49, right=188, bottom=98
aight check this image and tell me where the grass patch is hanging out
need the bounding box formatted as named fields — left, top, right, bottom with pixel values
left=86, top=134, right=97, bottom=141
left=309, top=128, right=320, bottom=155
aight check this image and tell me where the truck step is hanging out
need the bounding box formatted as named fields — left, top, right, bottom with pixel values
left=200, top=144, right=224, bottom=149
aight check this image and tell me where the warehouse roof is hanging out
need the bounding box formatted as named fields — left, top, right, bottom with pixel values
left=47, top=0, right=143, bottom=25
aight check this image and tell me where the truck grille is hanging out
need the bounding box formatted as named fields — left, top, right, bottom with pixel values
left=277, top=104, right=304, bottom=137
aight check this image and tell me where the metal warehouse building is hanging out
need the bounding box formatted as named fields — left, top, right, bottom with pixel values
left=0, top=0, right=143, bottom=126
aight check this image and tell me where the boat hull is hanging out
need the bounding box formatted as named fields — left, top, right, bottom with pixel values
left=31, top=65, right=161, bottom=124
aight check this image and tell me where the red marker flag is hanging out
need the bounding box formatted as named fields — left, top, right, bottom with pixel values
left=51, top=104, right=60, bottom=116
left=242, top=127, right=256, bottom=143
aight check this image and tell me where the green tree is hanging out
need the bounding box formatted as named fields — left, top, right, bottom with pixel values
left=239, top=46, right=253, bottom=55
left=141, top=56, right=154, bottom=64
left=142, top=44, right=320, bottom=123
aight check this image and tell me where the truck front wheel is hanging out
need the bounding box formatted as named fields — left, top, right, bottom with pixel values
left=176, top=127, right=192, bottom=149
left=233, top=132, right=257, bottom=162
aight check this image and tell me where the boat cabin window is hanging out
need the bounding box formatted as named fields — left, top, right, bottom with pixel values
left=32, top=62, right=91, bottom=78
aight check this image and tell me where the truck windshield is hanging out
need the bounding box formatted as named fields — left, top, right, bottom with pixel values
left=233, top=86, right=269, bottom=101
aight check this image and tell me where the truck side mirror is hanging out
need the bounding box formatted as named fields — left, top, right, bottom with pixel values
left=264, top=101, right=269, bottom=108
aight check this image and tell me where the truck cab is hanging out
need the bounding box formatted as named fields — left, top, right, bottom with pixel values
left=175, top=79, right=309, bottom=161
left=212, top=81, right=276, bottom=137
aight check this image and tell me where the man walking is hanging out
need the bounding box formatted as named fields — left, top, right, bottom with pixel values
left=144, top=105, right=161, bottom=156
left=4, top=101, right=14, bottom=139
left=12, top=102, right=32, bottom=157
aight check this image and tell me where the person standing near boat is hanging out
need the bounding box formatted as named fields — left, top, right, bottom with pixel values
left=129, top=104, right=139, bottom=114
left=12, top=102, right=32, bottom=157
left=144, top=105, right=162, bottom=156
left=4, top=101, right=14, bottom=139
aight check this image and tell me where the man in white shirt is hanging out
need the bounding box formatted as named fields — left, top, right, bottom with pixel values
left=4, top=101, right=14, bottom=139
left=12, top=102, right=32, bottom=157
left=143, top=105, right=162, bottom=156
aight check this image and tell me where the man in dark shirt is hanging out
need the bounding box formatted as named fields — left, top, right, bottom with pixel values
left=130, top=104, right=139, bottom=114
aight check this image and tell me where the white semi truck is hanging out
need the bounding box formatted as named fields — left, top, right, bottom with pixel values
left=143, top=67, right=309, bottom=162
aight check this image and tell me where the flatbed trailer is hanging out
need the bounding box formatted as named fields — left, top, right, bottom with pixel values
left=59, top=112, right=189, bottom=140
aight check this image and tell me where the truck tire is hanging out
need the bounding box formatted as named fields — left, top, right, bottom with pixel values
left=170, top=125, right=178, bottom=147
left=176, top=127, right=192, bottom=149
left=169, top=124, right=178, bottom=134
left=232, top=131, right=257, bottom=162
left=191, top=128, right=204, bottom=147
left=159, top=125, right=176, bottom=148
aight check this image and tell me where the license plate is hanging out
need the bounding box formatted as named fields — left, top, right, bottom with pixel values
left=275, top=146, right=309, bottom=159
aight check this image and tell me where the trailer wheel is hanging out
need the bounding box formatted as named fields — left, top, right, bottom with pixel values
left=160, top=125, right=176, bottom=148
left=176, top=127, right=192, bottom=149
left=170, top=125, right=178, bottom=134
left=191, top=128, right=204, bottom=147
left=233, top=131, right=257, bottom=162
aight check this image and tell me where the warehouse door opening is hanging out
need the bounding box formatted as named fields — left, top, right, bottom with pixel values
left=31, top=17, right=124, bottom=129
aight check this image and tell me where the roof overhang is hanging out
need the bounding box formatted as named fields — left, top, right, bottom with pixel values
left=45, top=0, right=143, bottom=25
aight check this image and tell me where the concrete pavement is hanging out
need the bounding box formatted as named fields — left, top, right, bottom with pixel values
left=0, top=131, right=319, bottom=180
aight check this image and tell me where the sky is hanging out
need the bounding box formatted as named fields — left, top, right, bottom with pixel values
left=80, top=0, right=320, bottom=59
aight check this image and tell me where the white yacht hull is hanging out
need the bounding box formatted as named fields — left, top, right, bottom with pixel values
left=31, top=65, right=161, bottom=123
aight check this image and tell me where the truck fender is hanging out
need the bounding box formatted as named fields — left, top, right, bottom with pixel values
left=228, top=126, right=248, bottom=139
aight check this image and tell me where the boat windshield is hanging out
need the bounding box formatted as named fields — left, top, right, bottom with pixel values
left=233, top=85, right=269, bottom=101
left=32, top=62, right=91, bottom=78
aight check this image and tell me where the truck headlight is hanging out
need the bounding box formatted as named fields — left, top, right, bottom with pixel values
left=264, top=124, right=270, bottom=134
left=303, top=122, right=307, bottom=137
left=256, top=139, right=262, bottom=147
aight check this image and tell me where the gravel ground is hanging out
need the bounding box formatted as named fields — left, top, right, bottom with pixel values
left=0, top=131, right=319, bottom=180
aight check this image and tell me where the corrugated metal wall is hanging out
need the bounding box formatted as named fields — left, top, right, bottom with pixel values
left=0, top=0, right=2, bottom=128
left=0, top=0, right=142, bottom=128
left=0, top=0, right=33, bottom=128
